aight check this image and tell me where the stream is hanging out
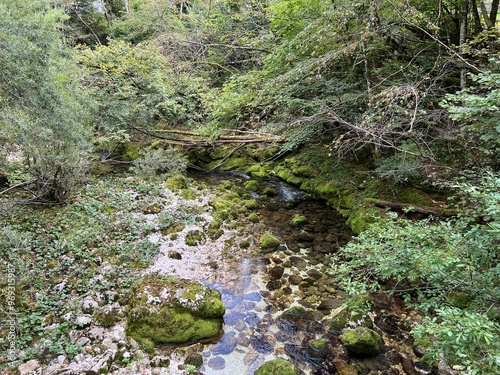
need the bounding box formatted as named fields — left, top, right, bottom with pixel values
left=187, top=172, right=354, bottom=374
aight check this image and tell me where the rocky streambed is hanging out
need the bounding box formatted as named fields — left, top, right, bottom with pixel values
left=14, top=172, right=429, bottom=375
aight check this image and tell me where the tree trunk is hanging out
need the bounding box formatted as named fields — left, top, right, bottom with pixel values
left=124, top=0, right=130, bottom=14
left=490, top=0, right=499, bottom=25
left=480, top=1, right=495, bottom=28
left=460, top=0, right=469, bottom=89
left=471, top=0, right=484, bottom=35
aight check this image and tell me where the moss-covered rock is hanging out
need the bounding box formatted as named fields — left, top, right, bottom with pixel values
left=248, top=212, right=260, bottom=223
left=165, top=174, right=189, bottom=190
left=247, top=164, right=271, bottom=178
left=243, top=199, right=259, bottom=210
left=290, top=214, right=308, bottom=227
left=93, top=305, right=122, bottom=328
left=259, top=232, right=280, bottom=252
left=184, top=352, right=203, bottom=369
left=143, top=202, right=162, bottom=214
left=341, top=327, right=382, bottom=355
left=244, top=180, right=260, bottom=192
left=262, top=186, right=279, bottom=197
left=254, top=358, right=299, bottom=375
left=125, top=275, right=225, bottom=346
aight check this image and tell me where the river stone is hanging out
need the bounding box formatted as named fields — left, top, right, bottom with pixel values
left=184, top=352, right=203, bottom=368
left=207, top=356, right=226, bottom=370
left=341, top=327, right=382, bottom=355
left=289, top=256, right=307, bottom=269
left=277, top=306, right=315, bottom=331
left=268, top=265, right=285, bottom=280
left=211, top=332, right=238, bottom=355
left=125, top=274, right=225, bottom=346
left=288, top=275, right=303, bottom=285
left=317, top=299, right=343, bottom=311
left=254, top=358, right=299, bottom=375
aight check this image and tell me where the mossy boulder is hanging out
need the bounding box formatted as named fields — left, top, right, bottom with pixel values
left=243, top=199, right=259, bottom=210
left=254, top=358, right=299, bottom=375
left=244, top=180, right=260, bottom=192
left=341, top=327, right=382, bottom=355
left=125, top=275, right=225, bottom=346
left=248, top=212, right=260, bottom=223
left=259, top=232, right=280, bottom=252
left=247, top=164, right=270, bottom=178
left=290, top=214, right=308, bottom=227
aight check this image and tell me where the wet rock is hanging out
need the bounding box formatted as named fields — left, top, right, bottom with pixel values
left=277, top=306, right=316, bottom=332
left=306, top=269, right=323, bottom=280
left=211, top=332, right=238, bottom=355
left=268, top=265, right=285, bottom=280
left=243, top=291, right=261, bottom=302
left=224, top=310, right=246, bottom=326
left=125, top=274, right=225, bottom=345
left=207, top=356, right=226, bottom=370
left=341, top=327, right=383, bottom=355
left=401, top=356, right=420, bottom=375
left=184, top=352, right=203, bottom=368
left=254, top=358, right=299, bottom=375
left=251, top=333, right=275, bottom=353
left=289, top=256, right=307, bottom=269
left=317, top=299, right=343, bottom=311
left=266, top=280, right=282, bottom=291
left=298, top=230, right=314, bottom=242
left=243, top=349, right=260, bottom=366
left=332, top=358, right=358, bottom=375
left=288, top=275, right=303, bottom=285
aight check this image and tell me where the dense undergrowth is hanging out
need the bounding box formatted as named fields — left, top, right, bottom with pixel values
left=0, top=177, right=173, bottom=364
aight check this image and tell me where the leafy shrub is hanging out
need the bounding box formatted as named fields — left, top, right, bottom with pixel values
left=328, top=172, right=499, bottom=373
left=131, top=148, right=188, bottom=179
left=413, top=307, right=500, bottom=374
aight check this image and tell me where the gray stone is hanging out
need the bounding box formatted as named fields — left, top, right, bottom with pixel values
left=18, top=359, right=40, bottom=375
left=75, top=315, right=92, bottom=328
left=82, top=297, right=99, bottom=314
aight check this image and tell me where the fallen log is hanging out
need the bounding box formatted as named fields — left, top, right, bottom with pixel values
left=366, top=199, right=455, bottom=217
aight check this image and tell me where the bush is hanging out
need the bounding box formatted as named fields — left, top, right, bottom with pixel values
left=328, top=172, right=499, bottom=373
left=131, top=148, right=188, bottom=179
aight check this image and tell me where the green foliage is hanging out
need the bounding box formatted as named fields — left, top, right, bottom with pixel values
left=329, top=172, right=499, bottom=373
left=413, top=307, right=500, bottom=374
left=0, top=0, right=92, bottom=202
left=131, top=148, right=189, bottom=179
left=78, top=40, right=206, bottom=134
left=0, top=177, right=164, bottom=363
left=441, top=63, right=500, bottom=166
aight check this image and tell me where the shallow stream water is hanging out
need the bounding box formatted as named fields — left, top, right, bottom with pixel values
left=188, top=172, right=354, bottom=375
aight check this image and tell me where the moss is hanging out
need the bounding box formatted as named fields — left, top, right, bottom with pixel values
left=93, top=306, right=121, bottom=328
left=341, top=327, right=382, bottom=355
left=254, top=359, right=299, bottom=375
left=181, top=189, right=197, bottom=200
left=239, top=239, right=250, bottom=249
left=123, top=142, right=140, bottom=161
left=398, top=186, right=433, bottom=206
left=243, top=199, right=259, bottom=209
left=185, top=230, right=205, bottom=246
left=244, top=180, right=260, bottom=192
left=165, top=174, right=189, bottom=190
left=345, top=205, right=380, bottom=234
left=126, top=276, right=225, bottom=345
left=246, top=164, right=271, bottom=178
left=184, top=353, right=203, bottom=369
left=220, top=157, right=250, bottom=171
left=248, top=212, right=260, bottom=223
left=139, top=338, right=155, bottom=354
left=445, top=291, right=471, bottom=308
left=290, top=214, right=308, bottom=227
left=259, top=232, right=280, bottom=252
left=262, top=186, right=279, bottom=197
left=330, top=307, right=350, bottom=331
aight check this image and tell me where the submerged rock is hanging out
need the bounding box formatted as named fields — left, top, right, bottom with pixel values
left=341, top=327, right=382, bottom=355
left=125, top=274, right=225, bottom=347
left=254, top=358, right=299, bottom=375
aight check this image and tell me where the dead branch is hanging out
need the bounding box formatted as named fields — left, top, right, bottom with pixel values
left=367, top=198, right=454, bottom=217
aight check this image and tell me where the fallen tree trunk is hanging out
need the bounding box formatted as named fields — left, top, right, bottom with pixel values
left=133, top=127, right=284, bottom=147
left=367, top=199, right=455, bottom=217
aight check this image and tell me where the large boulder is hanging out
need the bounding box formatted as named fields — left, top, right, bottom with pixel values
left=254, top=358, right=299, bottom=375
left=341, top=326, right=382, bottom=355
left=125, top=274, right=225, bottom=347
